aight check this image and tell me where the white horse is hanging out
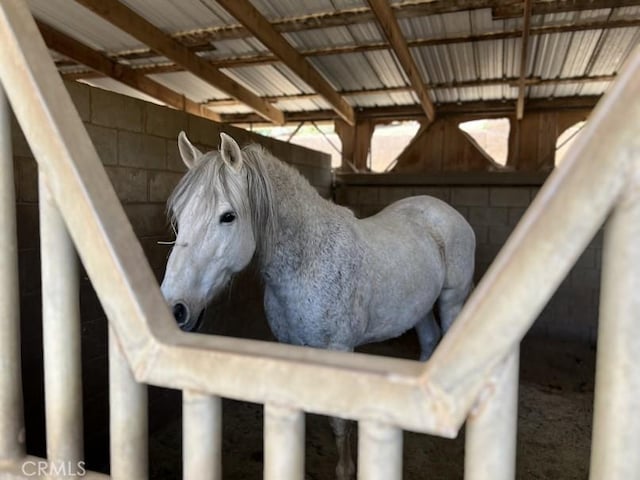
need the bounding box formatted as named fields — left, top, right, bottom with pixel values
left=161, top=132, right=476, bottom=480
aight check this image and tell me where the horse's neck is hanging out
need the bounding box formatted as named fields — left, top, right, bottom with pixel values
left=262, top=159, right=350, bottom=278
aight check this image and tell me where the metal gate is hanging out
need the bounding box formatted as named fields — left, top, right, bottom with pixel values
left=1, top=1, right=639, bottom=478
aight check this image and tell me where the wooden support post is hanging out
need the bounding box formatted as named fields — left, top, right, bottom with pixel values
left=335, top=118, right=375, bottom=172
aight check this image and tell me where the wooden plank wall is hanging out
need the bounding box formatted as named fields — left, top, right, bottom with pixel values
left=393, top=109, right=590, bottom=173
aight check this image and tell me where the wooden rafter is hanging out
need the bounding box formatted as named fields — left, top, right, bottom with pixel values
left=517, top=0, right=534, bottom=120
left=366, top=0, right=436, bottom=123
left=215, top=0, right=355, bottom=126
left=73, top=0, right=285, bottom=125
left=37, top=21, right=220, bottom=122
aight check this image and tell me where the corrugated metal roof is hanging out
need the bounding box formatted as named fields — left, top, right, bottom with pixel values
left=28, top=0, right=145, bottom=52
left=26, top=1, right=640, bottom=121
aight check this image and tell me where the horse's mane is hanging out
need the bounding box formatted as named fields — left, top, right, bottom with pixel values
left=167, top=144, right=277, bottom=263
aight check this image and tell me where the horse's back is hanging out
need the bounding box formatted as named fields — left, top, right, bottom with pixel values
left=367, top=195, right=475, bottom=288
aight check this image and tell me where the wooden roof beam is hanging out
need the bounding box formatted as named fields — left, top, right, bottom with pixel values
left=366, top=0, right=436, bottom=123
left=220, top=96, right=600, bottom=125
left=73, top=0, right=284, bottom=125
left=517, top=0, right=533, bottom=120
left=37, top=21, right=220, bottom=122
left=215, top=0, right=355, bottom=126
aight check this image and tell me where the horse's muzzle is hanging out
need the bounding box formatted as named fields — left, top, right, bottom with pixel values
left=172, top=302, right=204, bottom=332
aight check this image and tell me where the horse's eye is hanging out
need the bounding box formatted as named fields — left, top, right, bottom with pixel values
left=219, top=211, right=236, bottom=224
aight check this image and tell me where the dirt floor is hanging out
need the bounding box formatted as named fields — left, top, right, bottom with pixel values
left=149, top=334, right=596, bottom=479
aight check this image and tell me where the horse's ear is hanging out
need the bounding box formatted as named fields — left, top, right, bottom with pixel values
left=220, top=132, right=243, bottom=171
left=178, top=131, right=201, bottom=169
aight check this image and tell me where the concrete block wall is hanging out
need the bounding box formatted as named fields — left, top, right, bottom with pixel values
left=10, top=81, right=331, bottom=470
left=335, top=173, right=602, bottom=347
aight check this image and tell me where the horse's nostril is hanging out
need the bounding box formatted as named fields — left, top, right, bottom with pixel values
left=172, top=302, right=188, bottom=325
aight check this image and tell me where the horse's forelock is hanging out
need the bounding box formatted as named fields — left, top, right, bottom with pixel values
left=167, top=145, right=276, bottom=262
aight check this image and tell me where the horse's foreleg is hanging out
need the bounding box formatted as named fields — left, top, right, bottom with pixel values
left=415, top=311, right=441, bottom=361
left=330, top=416, right=355, bottom=480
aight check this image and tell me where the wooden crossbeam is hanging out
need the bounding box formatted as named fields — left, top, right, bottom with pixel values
left=494, top=0, right=640, bottom=18
left=37, top=21, right=220, bottom=122
left=517, top=0, right=534, bottom=120
left=201, top=75, right=615, bottom=108
left=366, top=0, right=436, bottom=123
left=73, top=0, right=284, bottom=125
left=220, top=96, right=600, bottom=125
left=215, top=0, right=355, bottom=126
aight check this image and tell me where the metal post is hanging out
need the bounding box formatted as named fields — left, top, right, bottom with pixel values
left=358, top=421, right=402, bottom=480
left=0, top=83, right=25, bottom=460
left=589, top=168, right=640, bottom=479
left=183, top=391, right=222, bottom=480
left=109, top=325, right=148, bottom=479
left=39, top=174, right=84, bottom=466
left=465, top=347, right=519, bottom=480
left=264, top=404, right=304, bottom=480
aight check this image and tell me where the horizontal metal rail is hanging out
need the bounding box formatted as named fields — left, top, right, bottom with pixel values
left=0, top=0, right=639, bottom=477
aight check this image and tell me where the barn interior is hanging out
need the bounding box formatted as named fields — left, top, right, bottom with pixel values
left=4, top=0, right=640, bottom=479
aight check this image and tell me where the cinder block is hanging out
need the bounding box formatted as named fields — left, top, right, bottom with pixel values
left=166, top=139, right=188, bottom=173
left=105, top=167, right=148, bottom=203
left=118, top=131, right=167, bottom=169
left=145, top=103, right=188, bottom=139
left=186, top=115, right=221, bottom=147
left=359, top=205, right=382, bottom=218
left=471, top=225, right=488, bottom=244
left=468, top=206, right=509, bottom=227
left=65, top=81, right=91, bottom=122
left=140, top=236, right=172, bottom=281
left=475, top=243, right=501, bottom=263
left=149, top=171, right=183, bottom=203
left=489, top=225, right=514, bottom=245
left=123, top=204, right=170, bottom=238
left=379, top=187, right=413, bottom=205
left=507, top=207, right=527, bottom=227
left=489, top=187, right=530, bottom=207
left=451, top=187, right=489, bottom=207
left=91, top=88, right=143, bottom=132
left=412, top=186, right=450, bottom=202
left=357, top=187, right=379, bottom=205
left=333, top=186, right=348, bottom=205
left=86, top=124, right=117, bottom=166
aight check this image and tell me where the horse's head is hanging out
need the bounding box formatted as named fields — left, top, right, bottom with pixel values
left=160, top=131, right=264, bottom=331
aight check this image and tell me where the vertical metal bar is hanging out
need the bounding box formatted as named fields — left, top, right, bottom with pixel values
left=183, top=391, right=222, bottom=480
left=358, top=421, right=402, bottom=480
left=39, top=174, right=84, bottom=465
left=263, top=404, right=304, bottom=480
left=0, top=83, right=25, bottom=460
left=590, top=171, right=640, bottom=480
left=465, top=347, right=519, bottom=480
left=109, top=325, right=147, bottom=479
